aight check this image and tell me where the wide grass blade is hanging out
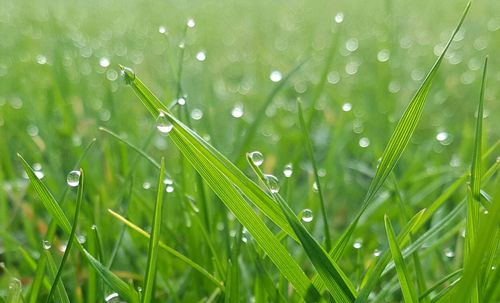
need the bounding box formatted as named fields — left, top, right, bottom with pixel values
left=142, top=158, right=166, bottom=303
left=17, top=154, right=140, bottom=303
left=384, top=215, right=418, bottom=303
left=247, top=154, right=356, bottom=302
left=121, top=68, right=321, bottom=300
left=297, top=101, right=332, bottom=250
left=45, top=169, right=84, bottom=303
left=329, top=1, right=471, bottom=260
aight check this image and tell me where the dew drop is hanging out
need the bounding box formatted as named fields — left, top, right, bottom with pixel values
left=105, top=292, right=120, bottom=302
left=177, top=97, right=186, bottom=105
left=283, top=163, right=293, bottom=178
left=373, top=249, right=381, bottom=257
left=166, top=185, right=174, bottom=193
left=158, top=25, right=167, bottom=34
left=36, top=54, right=47, bottom=65
left=249, top=151, right=264, bottom=166
left=359, top=137, right=370, bottom=148
left=163, top=178, right=173, bottom=185
left=353, top=240, right=362, bottom=249
left=264, top=174, right=280, bottom=193
left=345, top=38, right=359, bottom=52
left=334, top=12, right=344, bottom=23
left=187, top=18, right=196, bottom=28
left=436, top=131, right=453, bottom=145
left=269, top=70, right=282, bottom=82
left=231, top=104, right=244, bottom=118
left=120, top=66, right=135, bottom=85
left=142, top=181, right=151, bottom=190
left=377, top=49, right=390, bottom=62
left=191, top=108, right=203, bottom=120
left=77, top=234, right=86, bottom=244
left=42, top=240, right=51, bottom=250
left=156, top=112, right=173, bottom=133
left=196, top=51, right=206, bottom=62
left=301, top=209, right=314, bottom=223
left=342, top=102, right=352, bottom=112
left=444, top=248, right=455, bottom=258
left=99, top=57, right=110, bottom=68
left=67, top=170, right=81, bottom=187
left=34, top=169, right=44, bottom=179
left=312, top=182, right=319, bottom=192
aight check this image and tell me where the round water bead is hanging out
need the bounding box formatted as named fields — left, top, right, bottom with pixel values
left=156, top=112, right=173, bottom=133
left=301, top=209, right=314, bottom=223
left=264, top=174, right=280, bottom=193
left=67, top=170, right=81, bottom=187
left=249, top=151, right=264, bottom=166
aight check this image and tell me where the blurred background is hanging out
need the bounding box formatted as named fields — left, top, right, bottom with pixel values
left=0, top=0, right=498, bottom=300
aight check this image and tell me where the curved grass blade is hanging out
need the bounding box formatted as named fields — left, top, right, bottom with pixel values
left=142, top=158, right=166, bottom=303
left=384, top=215, right=418, bottom=303
left=108, top=209, right=224, bottom=290
left=330, top=0, right=471, bottom=261
left=419, top=269, right=462, bottom=301
left=247, top=154, right=356, bottom=302
left=17, top=154, right=140, bottom=303
left=45, top=169, right=84, bottom=303
left=297, top=101, right=331, bottom=250
left=44, top=250, right=70, bottom=303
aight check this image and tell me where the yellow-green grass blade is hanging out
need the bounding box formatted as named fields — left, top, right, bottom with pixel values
left=247, top=155, right=356, bottom=302
left=17, top=154, right=140, bottom=303
left=297, top=101, right=332, bottom=250
left=384, top=215, right=418, bottom=303
left=329, top=1, right=471, bottom=261
left=108, top=209, right=225, bottom=290
left=120, top=67, right=296, bottom=241
left=142, top=158, right=166, bottom=303
left=45, top=169, right=84, bottom=303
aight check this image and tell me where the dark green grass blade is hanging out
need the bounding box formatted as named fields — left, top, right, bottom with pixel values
left=384, top=215, right=418, bottom=303
left=297, top=101, right=331, bottom=250
left=225, top=226, right=243, bottom=303
left=330, top=1, right=471, bottom=261
left=470, top=57, right=488, bottom=201
left=44, top=251, right=70, bottom=303
left=247, top=155, right=356, bottom=302
left=142, top=158, right=166, bottom=303
left=17, top=154, right=140, bottom=303
left=108, top=209, right=225, bottom=290
left=45, top=169, right=84, bottom=303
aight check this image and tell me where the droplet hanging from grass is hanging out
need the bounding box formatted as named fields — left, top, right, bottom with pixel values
left=264, top=174, right=280, bottom=193
left=196, top=51, right=206, bottom=62
left=120, top=65, right=135, bottom=85
left=104, top=292, right=120, bottom=302
left=156, top=112, right=173, bottom=134
left=353, top=240, right=363, bottom=249
left=248, top=151, right=264, bottom=166
left=300, top=209, right=314, bottom=223
left=283, top=163, right=293, bottom=177
left=42, top=240, right=51, bottom=250
left=67, top=170, right=81, bottom=187
left=269, top=70, right=282, bottom=82
left=231, top=104, right=244, bottom=118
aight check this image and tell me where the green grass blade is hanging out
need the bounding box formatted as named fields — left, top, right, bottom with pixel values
left=142, top=158, right=166, bottom=303
left=418, top=269, right=462, bottom=301
left=44, top=250, right=70, bottom=303
left=225, top=226, right=243, bottom=303
left=384, top=215, right=418, bottom=303
left=17, top=154, right=140, bottom=303
left=297, top=101, right=332, bottom=250
left=108, top=209, right=225, bottom=290
left=330, top=1, right=471, bottom=261
left=247, top=155, right=356, bottom=302
left=470, top=57, right=488, bottom=201
left=45, top=169, right=84, bottom=303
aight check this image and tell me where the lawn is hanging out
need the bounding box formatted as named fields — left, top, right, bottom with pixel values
left=0, top=0, right=499, bottom=302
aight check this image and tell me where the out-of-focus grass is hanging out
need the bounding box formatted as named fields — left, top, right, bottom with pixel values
left=0, top=0, right=498, bottom=301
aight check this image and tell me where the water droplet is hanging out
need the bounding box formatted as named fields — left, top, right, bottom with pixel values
left=156, top=112, right=173, bottom=133
left=283, top=163, right=293, bottom=178
left=312, top=182, right=319, bottom=192
left=177, top=97, right=186, bottom=105
left=120, top=66, right=135, bottom=85
left=249, top=151, right=264, bottom=166
left=77, top=234, right=86, bottom=244
left=163, top=178, right=173, bottom=185
left=142, top=181, right=151, bottom=190
left=59, top=243, right=67, bottom=253
left=334, top=12, right=344, bottom=23
left=353, top=240, right=362, bottom=249
left=444, top=248, right=455, bottom=258
left=342, top=102, right=352, bottom=112
left=327, top=71, right=340, bottom=84
left=359, top=137, right=370, bottom=148
left=373, top=249, right=381, bottom=257
left=264, top=174, right=280, bottom=193
left=377, top=49, right=390, bottom=62
left=345, top=38, right=359, bottom=52
left=158, top=25, right=167, bottom=34
left=231, top=104, right=244, bottom=118
left=166, top=185, right=174, bottom=193
left=187, top=18, right=196, bottom=28
left=191, top=108, right=203, bottom=120
left=36, top=54, right=47, bottom=65
left=26, top=124, right=39, bottom=136
left=105, top=292, right=120, bottom=302
left=269, top=70, right=282, bottom=82
left=99, top=57, right=110, bottom=68
left=42, top=240, right=51, bottom=250
left=67, top=170, right=81, bottom=187
left=91, top=224, right=97, bottom=230
left=196, top=51, right=206, bottom=62
left=436, top=131, right=453, bottom=145
left=301, top=209, right=314, bottom=223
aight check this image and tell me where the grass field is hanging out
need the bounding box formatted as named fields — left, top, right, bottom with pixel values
left=0, top=0, right=499, bottom=302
